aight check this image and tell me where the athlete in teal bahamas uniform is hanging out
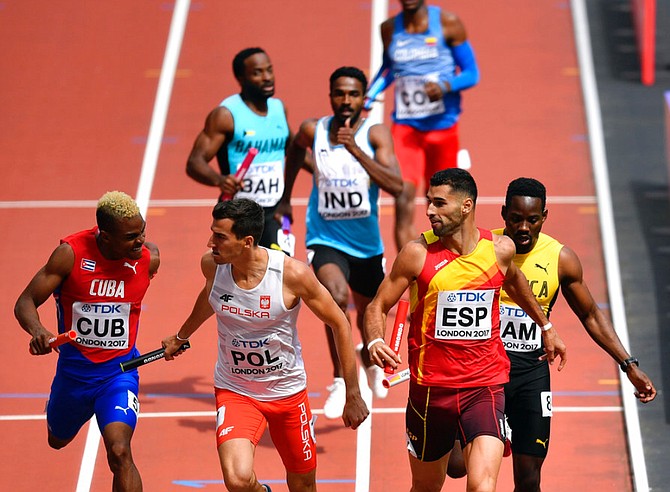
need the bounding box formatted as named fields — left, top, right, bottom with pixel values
left=186, top=47, right=292, bottom=254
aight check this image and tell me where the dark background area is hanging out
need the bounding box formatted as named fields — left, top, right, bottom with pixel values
left=587, top=0, right=670, bottom=488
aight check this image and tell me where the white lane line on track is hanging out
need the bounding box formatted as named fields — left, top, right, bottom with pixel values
left=367, top=0, right=388, bottom=127
left=74, top=1, right=191, bottom=491
left=570, top=1, right=649, bottom=491
left=76, top=416, right=100, bottom=492
left=355, top=366, right=374, bottom=492
left=0, top=195, right=597, bottom=209
left=135, top=0, right=191, bottom=217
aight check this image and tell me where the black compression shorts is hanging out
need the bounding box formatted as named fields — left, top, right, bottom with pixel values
left=504, top=362, right=552, bottom=458
left=307, top=244, right=384, bottom=298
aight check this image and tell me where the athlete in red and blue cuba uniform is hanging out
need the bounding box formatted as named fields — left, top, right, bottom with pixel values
left=16, top=191, right=159, bottom=492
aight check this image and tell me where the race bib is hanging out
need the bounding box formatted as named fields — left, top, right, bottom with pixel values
left=434, top=290, right=494, bottom=340
left=72, top=301, right=131, bottom=350
left=226, top=334, right=285, bottom=379
left=237, top=160, right=284, bottom=207
left=395, top=74, right=445, bottom=120
left=316, top=168, right=371, bottom=221
left=540, top=391, right=553, bottom=417
left=499, top=303, right=542, bottom=352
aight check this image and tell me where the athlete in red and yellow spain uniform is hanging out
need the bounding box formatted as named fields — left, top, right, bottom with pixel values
left=364, top=169, right=566, bottom=492
left=409, top=228, right=508, bottom=387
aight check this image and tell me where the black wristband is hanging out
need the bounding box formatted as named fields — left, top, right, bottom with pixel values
left=619, top=357, right=639, bottom=372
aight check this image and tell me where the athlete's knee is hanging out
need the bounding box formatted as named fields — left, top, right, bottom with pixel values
left=513, top=469, right=541, bottom=492
left=327, top=284, right=350, bottom=311
left=48, top=433, right=73, bottom=450
left=446, top=450, right=467, bottom=479
left=314, top=268, right=349, bottom=309
left=466, top=477, right=498, bottom=492
left=513, top=453, right=543, bottom=492
left=106, top=439, right=134, bottom=472
left=222, top=469, right=257, bottom=492
left=286, top=470, right=316, bottom=491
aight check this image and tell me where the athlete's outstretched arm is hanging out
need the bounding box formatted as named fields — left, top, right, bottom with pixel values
left=284, top=257, right=369, bottom=429
left=364, top=240, right=423, bottom=370
left=163, top=253, right=216, bottom=359
left=341, top=122, right=403, bottom=197
left=186, top=106, right=240, bottom=197
left=559, top=246, right=656, bottom=402
left=15, top=244, right=74, bottom=355
left=497, top=235, right=567, bottom=370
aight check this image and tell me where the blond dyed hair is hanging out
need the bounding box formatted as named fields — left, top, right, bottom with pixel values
left=96, top=191, right=141, bottom=231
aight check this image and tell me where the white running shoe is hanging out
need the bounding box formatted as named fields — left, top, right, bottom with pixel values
left=365, top=364, right=389, bottom=399
left=323, top=377, right=346, bottom=419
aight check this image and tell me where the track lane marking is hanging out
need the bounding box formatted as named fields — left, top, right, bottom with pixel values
left=74, top=1, right=192, bottom=491
left=0, top=195, right=598, bottom=209
left=571, top=1, right=649, bottom=490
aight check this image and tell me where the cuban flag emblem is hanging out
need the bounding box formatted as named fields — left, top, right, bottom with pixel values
left=81, top=258, right=96, bottom=272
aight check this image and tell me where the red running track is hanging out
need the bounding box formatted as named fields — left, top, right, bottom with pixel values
left=0, top=1, right=632, bottom=490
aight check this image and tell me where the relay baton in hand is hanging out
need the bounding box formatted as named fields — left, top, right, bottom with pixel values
left=382, top=368, right=410, bottom=389
left=364, top=67, right=390, bottom=110
left=384, top=299, right=410, bottom=374
left=29, top=330, right=76, bottom=354
left=120, top=341, right=191, bottom=372
left=221, top=147, right=259, bottom=200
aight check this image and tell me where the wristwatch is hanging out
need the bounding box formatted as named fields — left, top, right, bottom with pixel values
left=620, top=357, right=639, bottom=372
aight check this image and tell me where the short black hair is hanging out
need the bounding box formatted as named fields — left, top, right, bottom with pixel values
left=212, top=198, right=264, bottom=245
left=429, top=168, right=478, bottom=202
left=505, top=177, right=547, bottom=209
left=232, top=47, right=266, bottom=79
left=329, top=66, right=368, bottom=93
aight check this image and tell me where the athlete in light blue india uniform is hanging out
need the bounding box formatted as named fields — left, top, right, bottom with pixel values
left=365, top=0, right=480, bottom=251
left=186, top=47, right=294, bottom=254
left=277, top=66, right=403, bottom=419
